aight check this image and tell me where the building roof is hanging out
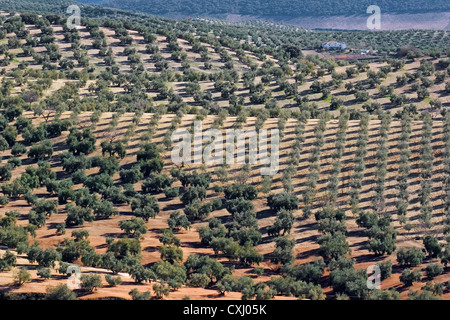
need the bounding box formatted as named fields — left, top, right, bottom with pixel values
left=322, top=41, right=346, bottom=47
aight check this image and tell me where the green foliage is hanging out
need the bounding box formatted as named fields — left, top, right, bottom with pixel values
left=159, top=245, right=183, bottom=263
left=131, top=194, right=160, bottom=221
left=142, top=173, right=172, bottom=193
left=13, top=268, right=31, bottom=286
left=93, top=199, right=118, bottom=220
left=224, top=184, right=258, bottom=200
left=173, top=169, right=211, bottom=188
left=184, top=200, right=213, bottom=221
left=0, top=216, right=29, bottom=249
left=3, top=126, right=18, bottom=147
left=356, top=211, right=377, bottom=228
left=187, top=273, right=211, bottom=288
left=281, top=258, right=325, bottom=285
left=22, top=124, right=47, bottom=144
left=37, top=267, right=51, bottom=280
left=152, top=260, right=186, bottom=289
left=129, top=264, right=155, bottom=283
left=397, top=247, right=426, bottom=267
left=0, top=196, right=9, bottom=207
left=92, top=156, right=120, bottom=176
left=83, top=173, right=114, bottom=194
left=378, top=260, right=393, bottom=280
left=80, top=274, right=103, bottom=293
left=119, top=166, right=143, bottom=184
left=267, top=276, right=324, bottom=299
left=56, top=237, right=92, bottom=263
left=46, top=284, right=76, bottom=300
left=181, top=186, right=207, bottom=205
left=268, top=208, right=294, bottom=237
left=67, top=128, right=96, bottom=155
left=60, top=152, right=92, bottom=173
left=422, top=281, right=444, bottom=296
left=28, top=140, right=53, bottom=161
left=164, top=187, right=180, bottom=198
left=226, top=197, right=254, bottom=216
left=408, top=289, right=442, bottom=300
left=0, top=250, right=16, bottom=271
left=27, top=244, right=61, bottom=268
left=153, top=282, right=170, bottom=299
left=129, top=288, right=151, bottom=300
left=423, top=235, right=442, bottom=258
left=318, top=232, right=350, bottom=262
left=267, top=192, right=299, bottom=212
left=198, top=218, right=227, bottom=245
left=11, top=143, right=27, bottom=156
left=101, top=140, right=126, bottom=159
left=56, top=223, right=65, bottom=235
left=366, top=224, right=397, bottom=255
left=329, top=258, right=368, bottom=300
left=167, top=211, right=191, bottom=231
left=107, top=237, right=141, bottom=260
left=7, top=157, right=22, bottom=168
left=137, top=143, right=161, bottom=162
left=368, top=289, right=400, bottom=300
left=400, top=268, right=422, bottom=286
left=119, top=218, right=148, bottom=238
left=424, top=263, right=443, bottom=279
left=65, top=204, right=95, bottom=227
left=270, top=236, right=295, bottom=265
left=0, top=164, right=12, bottom=181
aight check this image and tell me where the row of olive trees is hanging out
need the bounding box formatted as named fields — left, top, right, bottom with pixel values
left=141, top=107, right=166, bottom=143
left=326, top=109, right=349, bottom=206
left=418, top=113, right=434, bottom=228
left=443, top=112, right=450, bottom=235
left=396, top=112, right=412, bottom=225
left=163, top=112, right=184, bottom=150
left=302, top=116, right=328, bottom=218
left=371, top=112, right=391, bottom=215
left=349, top=113, right=370, bottom=214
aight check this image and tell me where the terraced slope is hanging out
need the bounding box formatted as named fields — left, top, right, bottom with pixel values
left=0, top=111, right=448, bottom=299
left=0, top=10, right=449, bottom=301
left=0, top=12, right=448, bottom=121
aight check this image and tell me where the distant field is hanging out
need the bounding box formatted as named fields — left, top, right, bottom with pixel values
left=0, top=111, right=448, bottom=299
left=223, top=12, right=450, bottom=31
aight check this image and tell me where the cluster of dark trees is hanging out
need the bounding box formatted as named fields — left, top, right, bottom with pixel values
left=197, top=183, right=265, bottom=267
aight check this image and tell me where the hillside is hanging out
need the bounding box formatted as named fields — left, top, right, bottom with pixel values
left=0, top=9, right=448, bottom=301
left=0, top=110, right=450, bottom=300
left=76, top=0, right=450, bottom=18
left=0, top=11, right=448, bottom=119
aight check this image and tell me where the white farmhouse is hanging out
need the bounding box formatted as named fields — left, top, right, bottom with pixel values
left=322, top=41, right=347, bottom=50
